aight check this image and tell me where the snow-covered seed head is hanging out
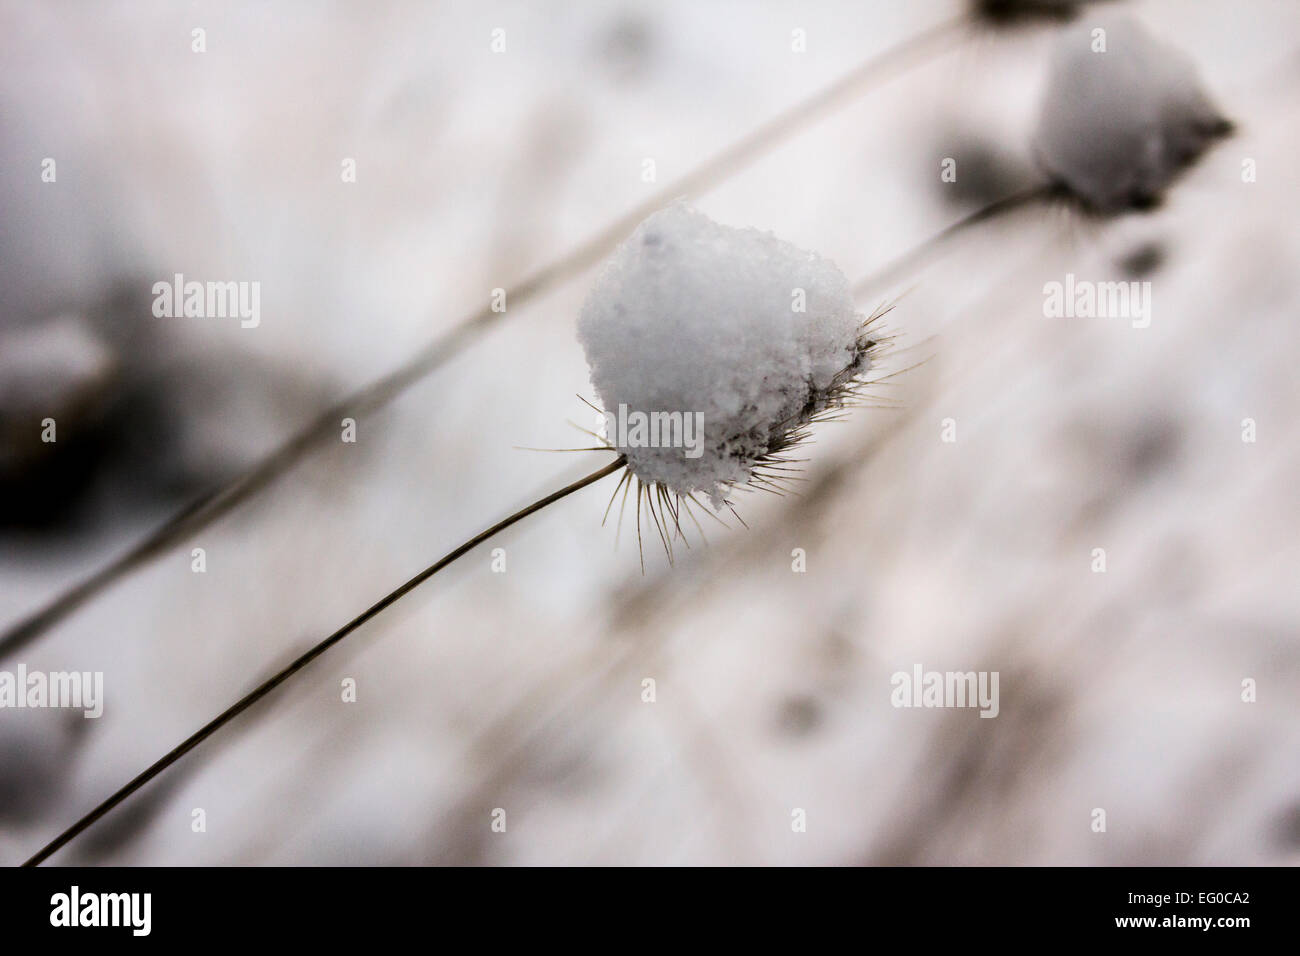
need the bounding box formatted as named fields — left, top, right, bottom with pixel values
left=1034, top=15, right=1231, bottom=212
left=577, top=203, right=879, bottom=510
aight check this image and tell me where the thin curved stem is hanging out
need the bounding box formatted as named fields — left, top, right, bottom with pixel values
left=22, top=455, right=626, bottom=867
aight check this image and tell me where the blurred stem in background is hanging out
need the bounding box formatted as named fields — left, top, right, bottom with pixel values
left=0, top=13, right=968, bottom=662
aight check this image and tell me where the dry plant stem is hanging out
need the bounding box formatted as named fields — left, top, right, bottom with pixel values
left=22, top=455, right=626, bottom=867
left=0, top=14, right=967, bottom=664
left=852, top=183, right=1055, bottom=298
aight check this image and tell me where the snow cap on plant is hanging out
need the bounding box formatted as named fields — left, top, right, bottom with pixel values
left=1034, top=15, right=1231, bottom=212
left=577, top=203, right=880, bottom=511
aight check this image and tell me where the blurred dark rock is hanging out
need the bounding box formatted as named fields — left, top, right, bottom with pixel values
left=0, top=316, right=118, bottom=527
left=0, top=280, right=330, bottom=532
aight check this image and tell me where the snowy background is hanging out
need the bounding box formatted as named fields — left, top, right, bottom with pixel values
left=1, top=0, right=1298, bottom=864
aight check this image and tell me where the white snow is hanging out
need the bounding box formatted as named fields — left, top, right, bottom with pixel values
left=576, top=203, right=865, bottom=504
left=1034, top=15, right=1229, bottom=211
